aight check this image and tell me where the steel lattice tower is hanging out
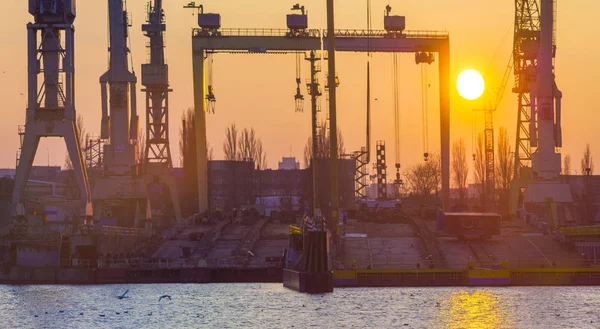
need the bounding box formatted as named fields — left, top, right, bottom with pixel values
left=513, top=0, right=540, bottom=178
left=142, top=0, right=173, bottom=168
left=141, top=0, right=182, bottom=223
left=376, top=141, right=388, bottom=200
left=12, top=0, right=92, bottom=221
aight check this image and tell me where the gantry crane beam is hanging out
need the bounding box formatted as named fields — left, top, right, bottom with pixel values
left=191, top=27, right=451, bottom=212
left=191, top=28, right=451, bottom=211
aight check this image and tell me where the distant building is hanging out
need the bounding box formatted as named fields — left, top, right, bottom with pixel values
left=366, top=183, right=399, bottom=200
left=208, top=160, right=255, bottom=212
left=258, top=168, right=305, bottom=198
left=202, top=158, right=356, bottom=213
left=0, top=166, right=61, bottom=181
left=0, top=169, right=15, bottom=178
left=278, top=157, right=300, bottom=170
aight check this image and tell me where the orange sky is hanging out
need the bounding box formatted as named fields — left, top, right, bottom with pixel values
left=0, top=0, right=598, bottom=177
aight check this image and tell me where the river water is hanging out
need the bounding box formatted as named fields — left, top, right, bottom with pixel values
left=1, top=284, right=599, bottom=328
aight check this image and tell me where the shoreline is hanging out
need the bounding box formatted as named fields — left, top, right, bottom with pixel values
left=4, top=266, right=600, bottom=287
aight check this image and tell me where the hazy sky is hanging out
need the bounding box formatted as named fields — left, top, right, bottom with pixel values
left=1, top=0, right=598, bottom=177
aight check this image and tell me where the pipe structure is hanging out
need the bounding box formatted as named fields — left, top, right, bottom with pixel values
left=307, top=51, right=321, bottom=217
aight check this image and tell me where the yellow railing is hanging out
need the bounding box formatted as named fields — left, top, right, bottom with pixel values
left=559, top=225, right=600, bottom=236
left=289, top=225, right=302, bottom=235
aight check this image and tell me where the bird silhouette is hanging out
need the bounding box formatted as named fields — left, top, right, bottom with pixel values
left=118, top=289, right=130, bottom=299
left=158, top=295, right=172, bottom=302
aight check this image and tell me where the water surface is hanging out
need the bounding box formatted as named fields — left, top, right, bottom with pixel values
left=1, top=284, right=599, bottom=328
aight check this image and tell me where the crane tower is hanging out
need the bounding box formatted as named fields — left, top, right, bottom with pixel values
left=513, top=0, right=540, bottom=176
left=12, top=0, right=92, bottom=222
left=100, top=0, right=138, bottom=171
left=520, top=0, right=572, bottom=227
left=141, top=0, right=182, bottom=222
left=93, top=0, right=151, bottom=227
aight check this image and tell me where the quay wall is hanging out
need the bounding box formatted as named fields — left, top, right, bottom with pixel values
left=5, top=267, right=600, bottom=287
left=2, top=266, right=282, bottom=284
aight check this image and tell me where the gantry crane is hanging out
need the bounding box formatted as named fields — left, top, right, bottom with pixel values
left=189, top=5, right=451, bottom=232
left=141, top=0, right=183, bottom=223
left=12, top=0, right=93, bottom=226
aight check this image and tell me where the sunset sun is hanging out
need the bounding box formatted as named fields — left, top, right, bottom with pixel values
left=456, top=69, right=485, bottom=100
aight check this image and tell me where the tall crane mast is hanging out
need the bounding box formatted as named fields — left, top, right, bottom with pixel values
left=100, top=0, right=139, bottom=175
left=512, top=0, right=540, bottom=177
left=94, top=0, right=153, bottom=228
left=476, top=57, right=512, bottom=209
left=515, top=0, right=572, bottom=228
left=531, top=0, right=562, bottom=180
left=142, top=0, right=172, bottom=168
left=140, top=0, right=182, bottom=223
left=12, top=0, right=92, bottom=222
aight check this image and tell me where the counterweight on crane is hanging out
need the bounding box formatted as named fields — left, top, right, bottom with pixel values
left=11, top=0, right=92, bottom=226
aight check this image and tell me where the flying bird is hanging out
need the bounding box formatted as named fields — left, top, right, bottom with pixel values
left=158, top=295, right=172, bottom=302
left=118, top=289, right=130, bottom=299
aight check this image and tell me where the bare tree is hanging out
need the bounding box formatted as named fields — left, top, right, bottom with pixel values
left=179, top=108, right=213, bottom=165
left=255, top=139, right=268, bottom=170
left=179, top=108, right=198, bottom=215
left=179, top=108, right=194, bottom=166
left=581, top=144, right=594, bottom=175
left=238, top=127, right=257, bottom=161
left=581, top=144, right=595, bottom=223
left=496, top=127, right=514, bottom=214
left=563, top=155, right=571, bottom=176
left=405, top=154, right=441, bottom=196
left=473, top=133, right=486, bottom=206
left=136, top=128, right=146, bottom=165
left=451, top=138, right=469, bottom=204
left=496, top=127, right=514, bottom=190
left=302, top=122, right=345, bottom=168
left=337, top=127, right=346, bottom=157
left=64, top=114, right=88, bottom=170
left=207, top=141, right=214, bottom=161
left=303, top=138, right=312, bottom=169
left=223, top=123, right=240, bottom=161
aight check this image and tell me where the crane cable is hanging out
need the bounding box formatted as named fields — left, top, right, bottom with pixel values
left=294, top=48, right=303, bottom=113
left=367, top=0, right=372, bottom=57
left=206, top=52, right=215, bottom=113
left=421, top=63, right=430, bottom=161
left=471, top=111, right=477, bottom=161
left=392, top=54, right=401, bottom=169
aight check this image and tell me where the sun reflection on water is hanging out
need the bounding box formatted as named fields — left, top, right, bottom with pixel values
left=435, top=290, right=510, bottom=329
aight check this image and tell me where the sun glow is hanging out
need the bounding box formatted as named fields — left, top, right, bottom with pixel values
left=457, top=69, right=485, bottom=100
